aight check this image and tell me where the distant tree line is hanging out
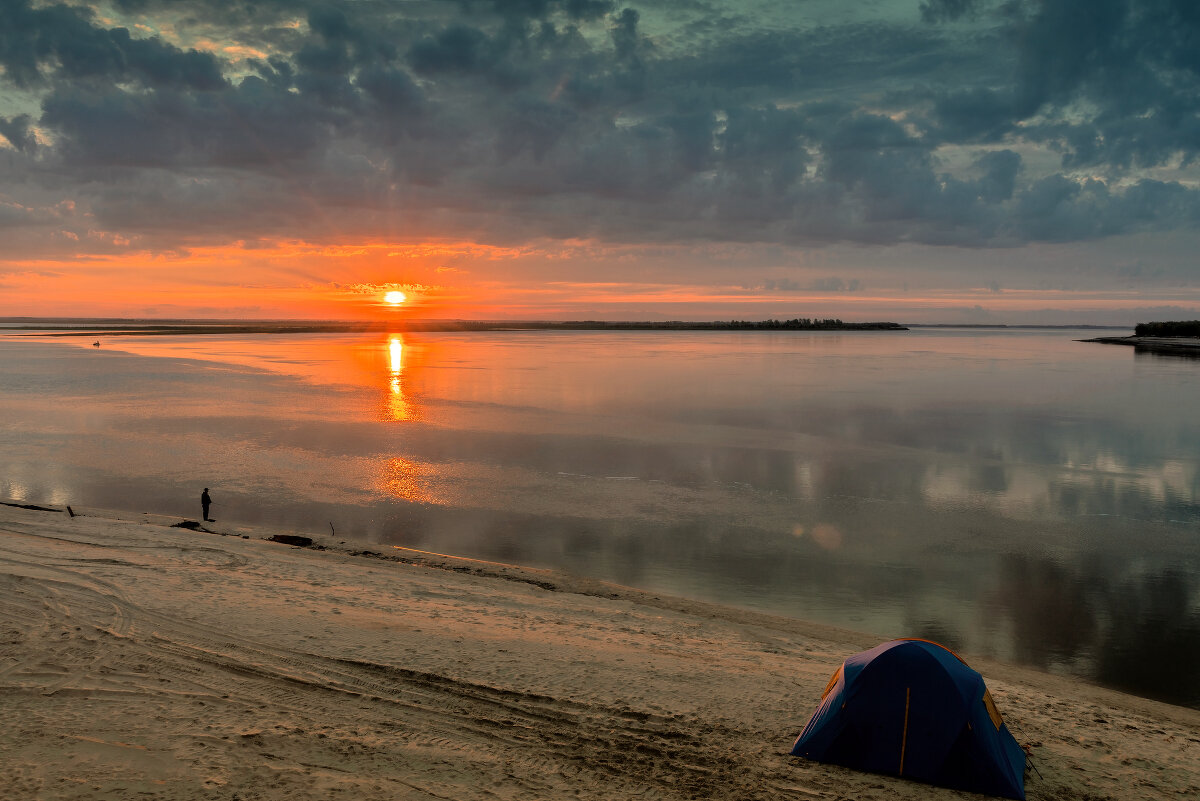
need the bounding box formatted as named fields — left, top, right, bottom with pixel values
left=716, top=318, right=876, bottom=329
left=1134, top=320, right=1200, bottom=337
left=726, top=318, right=846, bottom=329
left=37, top=318, right=908, bottom=336
left=540, top=319, right=906, bottom=331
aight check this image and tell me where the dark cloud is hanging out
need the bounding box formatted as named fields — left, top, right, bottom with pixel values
left=920, top=0, right=987, bottom=23
left=1, top=0, right=1199, bottom=254
left=975, top=150, right=1020, bottom=203
left=0, top=0, right=225, bottom=90
left=356, top=66, right=424, bottom=117
left=716, top=104, right=808, bottom=202
left=408, top=25, right=493, bottom=75
left=0, top=114, right=36, bottom=153
left=1011, top=175, right=1200, bottom=242
left=920, top=0, right=1200, bottom=171
left=40, top=76, right=337, bottom=169
left=926, top=88, right=1016, bottom=144
left=488, top=0, right=616, bottom=21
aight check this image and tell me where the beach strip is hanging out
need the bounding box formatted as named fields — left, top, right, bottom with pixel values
left=1, top=503, right=1196, bottom=800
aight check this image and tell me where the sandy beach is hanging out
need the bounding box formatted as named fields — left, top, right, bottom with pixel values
left=1, top=503, right=1197, bottom=800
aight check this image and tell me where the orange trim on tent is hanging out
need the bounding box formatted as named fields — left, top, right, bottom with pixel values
left=982, top=689, right=1004, bottom=729
left=821, top=666, right=844, bottom=700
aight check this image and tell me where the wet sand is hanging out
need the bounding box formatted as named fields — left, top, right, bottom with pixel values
left=1, top=503, right=1196, bottom=800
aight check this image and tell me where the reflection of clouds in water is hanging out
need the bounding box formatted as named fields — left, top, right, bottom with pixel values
left=923, top=462, right=1039, bottom=517
left=990, top=555, right=1200, bottom=708
left=1060, top=452, right=1198, bottom=504
left=920, top=455, right=1199, bottom=523
left=810, top=523, right=843, bottom=551
left=788, top=402, right=1199, bottom=526
left=1066, top=452, right=1127, bottom=474
left=793, top=461, right=816, bottom=500
left=791, top=523, right=844, bottom=550
left=991, top=555, right=1098, bottom=670
left=2, top=468, right=77, bottom=509
left=1159, top=460, right=1195, bottom=499
left=1097, top=570, right=1200, bottom=707
left=2, top=480, right=30, bottom=503
left=1116, top=457, right=1197, bottom=505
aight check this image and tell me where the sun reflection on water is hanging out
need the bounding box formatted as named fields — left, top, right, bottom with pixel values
left=377, top=334, right=436, bottom=502
left=379, top=456, right=440, bottom=504
left=384, top=335, right=415, bottom=422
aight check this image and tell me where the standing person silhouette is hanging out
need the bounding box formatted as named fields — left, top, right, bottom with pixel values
left=201, top=488, right=212, bottom=522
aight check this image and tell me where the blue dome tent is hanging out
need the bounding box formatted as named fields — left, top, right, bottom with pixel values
left=790, top=639, right=1026, bottom=800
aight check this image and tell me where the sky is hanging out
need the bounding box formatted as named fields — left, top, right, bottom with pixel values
left=2, top=0, right=1200, bottom=324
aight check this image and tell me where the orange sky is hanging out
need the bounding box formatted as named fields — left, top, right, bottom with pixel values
left=4, top=235, right=1200, bottom=325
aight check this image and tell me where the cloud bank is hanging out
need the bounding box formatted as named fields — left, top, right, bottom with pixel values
left=1, top=1, right=1198, bottom=321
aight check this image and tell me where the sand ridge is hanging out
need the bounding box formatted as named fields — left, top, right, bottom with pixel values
left=1, top=503, right=1197, bottom=800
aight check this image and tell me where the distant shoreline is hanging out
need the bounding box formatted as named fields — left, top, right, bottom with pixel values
left=1083, top=335, right=1200, bottom=356
left=4, top=318, right=908, bottom=335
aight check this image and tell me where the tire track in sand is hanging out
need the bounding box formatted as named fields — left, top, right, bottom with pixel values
left=140, top=627, right=804, bottom=799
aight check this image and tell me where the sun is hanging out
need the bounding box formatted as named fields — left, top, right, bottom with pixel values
left=384, top=290, right=407, bottom=305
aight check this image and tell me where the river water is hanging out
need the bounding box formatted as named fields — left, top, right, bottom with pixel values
left=1, top=326, right=1197, bottom=706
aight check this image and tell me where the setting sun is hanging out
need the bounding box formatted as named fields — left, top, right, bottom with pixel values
left=384, top=290, right=407, bottom=305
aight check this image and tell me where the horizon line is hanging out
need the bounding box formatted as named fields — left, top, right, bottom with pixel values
left=0, top=316, right=1133, bottom=329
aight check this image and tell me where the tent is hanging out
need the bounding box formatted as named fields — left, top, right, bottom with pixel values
left=790, top=639, right=1026, bottom=800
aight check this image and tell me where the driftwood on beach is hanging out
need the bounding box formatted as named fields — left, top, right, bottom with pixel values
left=268, top=534, right=314, bottom=547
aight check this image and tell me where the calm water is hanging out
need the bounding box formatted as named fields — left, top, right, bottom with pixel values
left=2, top=327, right=1198, bottom=706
